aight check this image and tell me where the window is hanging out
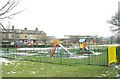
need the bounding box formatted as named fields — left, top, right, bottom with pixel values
left=25, top=36, right=27, bottom=38
left=16, top=30, right=21, bottom=33
left=17, top=36, right=19, bottom=38
left=12, top=35, right=14, bottom=38
left=9, top=30, right=12, bottom=32
left=3, top=35, right=6, bottom=38
left=37, top=36, right=38, bottom=38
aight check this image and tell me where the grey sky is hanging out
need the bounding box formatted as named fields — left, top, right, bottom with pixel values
left=0, top=0, right=119, bottom=38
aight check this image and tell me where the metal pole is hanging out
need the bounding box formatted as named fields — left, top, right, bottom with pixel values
left=0, top=27, right=2, bottom=79
left=118, top=1, right=120, bottom=44
left=60, top=49, right=62, bottom=64
left=118, top=1, right=120, bottom=64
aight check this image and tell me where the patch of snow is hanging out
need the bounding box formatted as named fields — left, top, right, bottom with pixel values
left=11, top=71, right=16, bottom=74
left=17, top=48, right=52, bottom=51
left=93, top=44, right=120, bottom=46
left=0, top=58, right=11, bottom=63
left=0, top=58, right=16, bottom=64
left=10, top=53, right=38, bottom=56
left=106, top=71, right=109, bottom=73
left=102, top=74, right=106, bottom=77
left=7, top=72, right=10, bottom=74
left=92, top=52, right=101, bottom=55
left=69, top=56, right=88, bottom=59
left=115, top=66, right=119, bottom=69
left=4, top=63, right=8, bottom=65
left=32, top=71, right=35, bottom=74
left=41, top=68, right=44, bottom=70
left=114, top=65, right=120, bottom=70
left=116, top=74, right=120, bottom=77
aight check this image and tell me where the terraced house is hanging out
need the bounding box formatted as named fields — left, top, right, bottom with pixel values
left=2, top=26, right=49, bottom=47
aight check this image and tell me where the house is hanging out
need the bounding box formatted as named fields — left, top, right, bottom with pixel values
left=2, top=26, right=48, bottom=47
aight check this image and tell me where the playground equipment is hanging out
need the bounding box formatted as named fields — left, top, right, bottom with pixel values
left=78, top=38, right=94, bottom=54
left=50, top=38, right=72, bottom=57
left=79, top=39, right=87, bottom=50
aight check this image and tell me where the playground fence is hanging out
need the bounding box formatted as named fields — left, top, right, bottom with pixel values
left=1, top=44, right=118, bottom=66
left=117, top=46, right=120, bottom=63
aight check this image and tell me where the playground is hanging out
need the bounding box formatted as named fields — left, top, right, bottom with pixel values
left=1, top=38, right=119, bottom=66
left=1, top=38, right=120, bottom=77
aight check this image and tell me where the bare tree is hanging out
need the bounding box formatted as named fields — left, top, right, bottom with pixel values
left=107, top=1, right=120, bottom=43
left=0, top=0, right=24, bottom=30
left=107, top=12, right=120, bottom=32
left=107, top=12, right=120, bottom=43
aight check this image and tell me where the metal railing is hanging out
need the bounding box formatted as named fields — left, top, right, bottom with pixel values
left=1, top=44, right=110, bottom=66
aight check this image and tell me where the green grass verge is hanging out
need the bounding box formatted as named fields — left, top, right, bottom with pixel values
left=2, top=60, right=118, bottom=77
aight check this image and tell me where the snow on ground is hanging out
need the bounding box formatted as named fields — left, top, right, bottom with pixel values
left=92, top=52, right=101, bottom=55
left=70, top=52, right=102, bottom=59
left=114, top=65, right=120, bottom=70
left=17, top=48, right=52, bottom=51
left=69, top=55, right=88, bottom=59
left=0, top=58, right=11, bottom=63
left=0, top=58, right=16, bottom=63
left=92, top=44, right=120, bottom=46
left=112, top=64, right=120, bottom=77
left=10, top=53, right=38, bottom=56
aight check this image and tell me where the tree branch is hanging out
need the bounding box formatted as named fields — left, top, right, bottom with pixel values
left=0, top=0, right=24, bottom=30
left=0, top=0, right=10, bottom=12
left=0, top=0, right=20, bottom=17
left=0, top=9, right=25, bottom=19
left=0, top=23, right=7, bottom=31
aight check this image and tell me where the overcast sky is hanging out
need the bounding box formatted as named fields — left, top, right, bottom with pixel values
left=1, top=0, right=120, bottom=38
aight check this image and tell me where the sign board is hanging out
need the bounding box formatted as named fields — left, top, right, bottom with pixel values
left=108, top=46, right=117, bottom=64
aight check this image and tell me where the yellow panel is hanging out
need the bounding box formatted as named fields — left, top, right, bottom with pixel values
left=80, top=42, right=87, bottom=48
left=80, top=44, right=83, bottom=48
left=108, top=46, right=117, bottom=64
left=53, top=38, right=60, bottom=45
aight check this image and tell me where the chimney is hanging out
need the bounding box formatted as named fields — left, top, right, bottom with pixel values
left=12, top=26, right=14, bottom=29
left=24, top=27, right=27, bottom=30
left=36, top=28, right=38, bottom=31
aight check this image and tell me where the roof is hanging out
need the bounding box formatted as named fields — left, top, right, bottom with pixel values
left=2, top=29, right=46, bottom=35
left=79, top=39, right=86, bottom=42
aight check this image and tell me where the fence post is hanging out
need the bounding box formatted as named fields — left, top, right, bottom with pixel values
left=117, top=45, right=120, bottom=64
left=60, top=49, right=62, bottom=64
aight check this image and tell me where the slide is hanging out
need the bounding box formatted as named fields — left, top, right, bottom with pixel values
left=58, top=44, right=73, bottom=55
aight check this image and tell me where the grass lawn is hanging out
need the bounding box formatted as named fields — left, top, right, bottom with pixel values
left=2, top=60, right=118, bottom=77
left=1, top=45, right=119, bottom=77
